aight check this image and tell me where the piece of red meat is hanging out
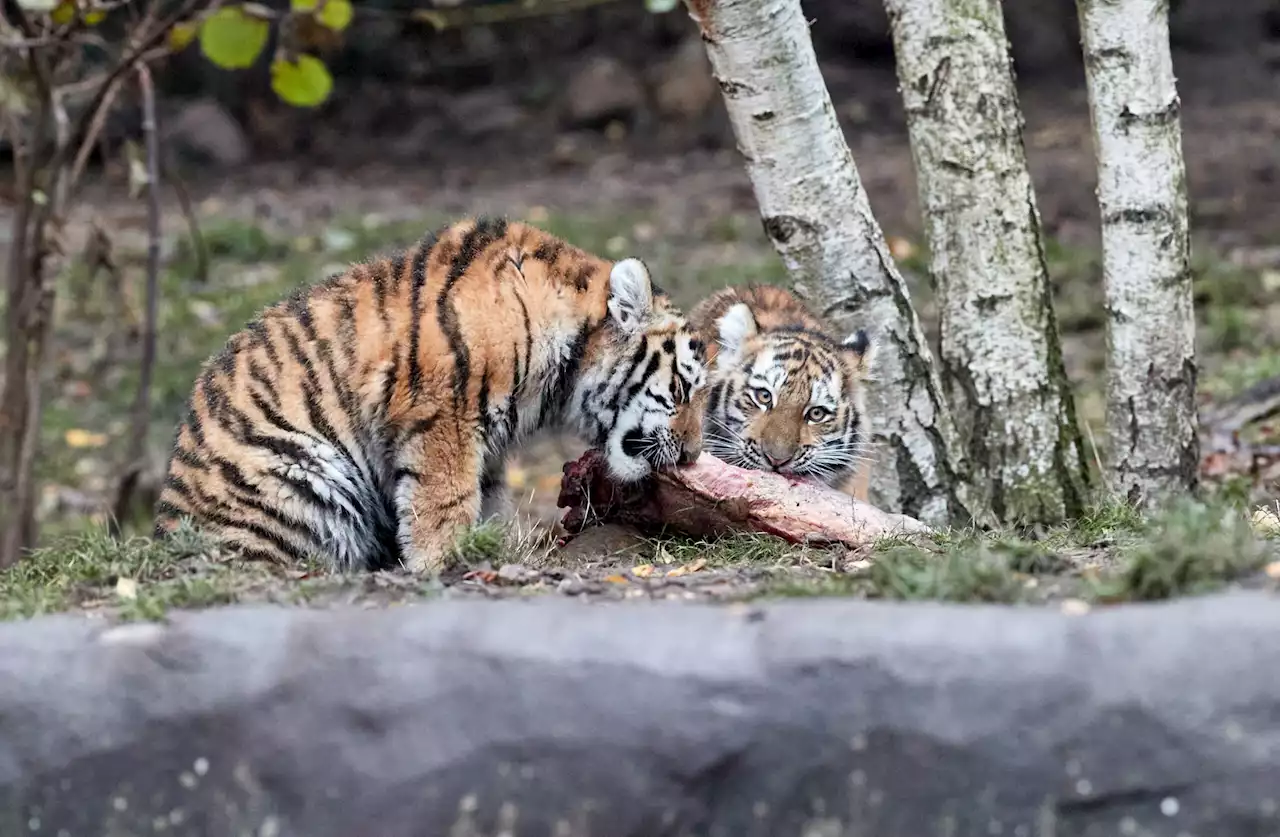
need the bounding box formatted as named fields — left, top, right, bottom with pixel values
left=557, top=450, right=929, bottom=547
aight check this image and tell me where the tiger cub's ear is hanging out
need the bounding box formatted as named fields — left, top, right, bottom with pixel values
left=608, top=258, right=654, bottom=335
left=841, top=328, right=876, bottom=377
left=716, top=302, right=757, bottom=370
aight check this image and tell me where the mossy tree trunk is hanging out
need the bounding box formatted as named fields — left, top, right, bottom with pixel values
left=1077, top=0, right=1198, bottom=506
left=681, top=0, right=975, bottom=528
left=884, top=0, right=1089, bottom=525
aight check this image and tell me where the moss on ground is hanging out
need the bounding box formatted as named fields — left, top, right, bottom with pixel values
left=7, top=493, right=1274, bottom=623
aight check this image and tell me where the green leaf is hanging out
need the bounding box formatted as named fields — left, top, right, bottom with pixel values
left=644, top=0, right=679, bottom=12
left=168, top=20, right=197, bottom=51
left=50, top=0, right=75, bottom=25
left=292, top=0, right=352, bottom=31
left=199, top=7, right=270, bottom=70
left=83, top=8, right=105, bottom=24
left=270, top=54, right=332, bottom=108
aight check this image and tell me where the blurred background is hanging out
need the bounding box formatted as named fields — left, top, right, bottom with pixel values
left=5, top=0, right=1280, bottom=542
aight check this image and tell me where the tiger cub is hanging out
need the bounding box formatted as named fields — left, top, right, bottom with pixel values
left=688, top=284, right=875, bottom=499
left=154, top=217, right=707, bottom=574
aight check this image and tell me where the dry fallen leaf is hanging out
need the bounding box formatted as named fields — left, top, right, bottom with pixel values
left=666, top=558, right=707, bottom=578
left=64, top=428, right=109, bottom=449
left=507, top=466, right=528, bottom=490
left=1264, top=561, right=1280, bottom=580
left=115, top=577, right=139, bottom=600
left=655, top=545, right=674, bottom=565
left=603, top=574, right=628, bottom=584
left=630, top=563, right=655, bottom=578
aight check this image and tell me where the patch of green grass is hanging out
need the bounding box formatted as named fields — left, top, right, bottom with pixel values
left=1095, top=498, right=1273, bottom=601
left=1, top=521, right=239, bottom=621
left=855, top=494, right=1274, bottom=605
left=444, top=518, right=557, bottom=571
left=869, top=542, right=1026, bottom=603
left=759, top=573, right=866, bottom=599
left=1204, top=306, right=1254, bottom=353
left=651, top=532, right=803, bottom=568
left=1192, top=252, right=1269, bottom=310
left=173, top=219, right=292, bottom=270
left=447, top=521, right=511, bottom=570
left=1201, top=349, right=1280, bottom=400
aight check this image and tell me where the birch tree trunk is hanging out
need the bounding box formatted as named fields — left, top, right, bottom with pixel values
left=884, top=0, right=1089, bottom=524
left=682, top=0, right=976, bottom=528
left=1076, top=0, right=1198, bottom=505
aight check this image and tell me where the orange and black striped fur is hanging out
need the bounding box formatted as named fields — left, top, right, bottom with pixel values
left=154, top=217, right=707, bottom=573
left=688, top=284, right=875, bottom=500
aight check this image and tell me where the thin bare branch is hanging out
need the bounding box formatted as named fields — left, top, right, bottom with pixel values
left=54, top=0, right=211, bottom=201
left=163, top=151, right=209, bottom=283
left=110, top=62, right=162, bottom=535
left=67, top=69, right=125, bottom=189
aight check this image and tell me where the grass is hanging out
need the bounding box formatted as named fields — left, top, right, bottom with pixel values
left=756, top=494, right=1276, bottom=606
left=2, top=492, right=1276, bottom=622
left=1, top=521, right=246, bottom=621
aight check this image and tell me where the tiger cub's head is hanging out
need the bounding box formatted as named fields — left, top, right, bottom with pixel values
left=702, top=301, right=874, bottom=487
left=575, top=258, right=707, bottom=483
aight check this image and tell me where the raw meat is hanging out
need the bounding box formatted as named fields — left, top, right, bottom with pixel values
left=557, top=450, right=929, bottom=547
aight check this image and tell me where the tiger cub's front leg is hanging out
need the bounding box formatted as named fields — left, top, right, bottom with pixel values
left=393, top=416, right=483, bottom=574
left=478, top=455, right=513, bottom=523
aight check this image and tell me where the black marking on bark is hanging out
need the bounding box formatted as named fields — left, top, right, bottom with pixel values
left=751, top=110, right=776, bottom=123
left=974, top=293, right=1014, bottom=313
left=1085, top=46, right=1132, bottom=72
left=1118, top=97, right=1181, bottom=130
left=943, top=358, right=1000, bottom=521
left=761, top=215, right=818, bottom=247
left=1103, top=206, right=1174, bottom=227
left=938, top=159, right=976, bottom=176
left=717, top=79, right=754, bottom=98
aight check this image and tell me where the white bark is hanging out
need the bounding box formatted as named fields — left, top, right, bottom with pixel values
left=1077, top=0, right=1198, bottom=505
left=682, top=0, right=975, bottom=527
left=884, top=0, right=1088, bottom=524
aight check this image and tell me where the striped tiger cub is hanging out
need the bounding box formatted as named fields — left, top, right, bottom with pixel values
left=688, top=284, right=875, bottom=500
left=154, top=217, right=708, bottom=573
